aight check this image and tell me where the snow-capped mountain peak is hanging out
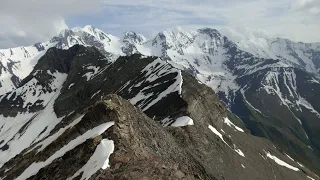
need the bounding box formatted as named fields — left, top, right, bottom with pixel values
left=236, top=36, right=320, bottom=75
left=0, top=25, right=320, bottom=179
left=1, top=25, right=319, bottom=96
left=81, top=25, right=113, bottom=42
left=122, top=31, right=146, bottom=44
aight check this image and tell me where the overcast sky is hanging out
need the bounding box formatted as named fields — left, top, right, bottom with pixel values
left=0, top=0, right=319, bottom=48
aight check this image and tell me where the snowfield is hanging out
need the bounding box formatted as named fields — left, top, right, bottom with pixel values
left=265, top=151, right=300, bottom=172
left=68, top=139, right=114, bottom=180
left=16, top=122, right=114, bottom=180
left=171, top=116, right=194, bottom=127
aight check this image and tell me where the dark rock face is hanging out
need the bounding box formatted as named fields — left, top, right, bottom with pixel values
left=52, top=29, right=112, bottom=57
left=0, top=45, right=89, bottom=117
left=0, top=47, right=319, bottom=180
left=34, top=43, right=45, bottom=51
left=0, top=94, right=313, bottom=180
left=211, top=37, right=320, bottom=175
left=54, top=54, right=156, bottom=117
left=230, top=66, right=320, bottom=175
left=198, top=28, right=221, bottom=40
left=121, top=31, right=145, bottom=55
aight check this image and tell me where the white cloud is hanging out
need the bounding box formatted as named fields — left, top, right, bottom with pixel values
left=0, top=0, right=319, bottom=48
left=0, top=0, right=103, bottom=48
left=101, top=0, right=320, bottom=43
left=291, top=0, right=320, bottom=14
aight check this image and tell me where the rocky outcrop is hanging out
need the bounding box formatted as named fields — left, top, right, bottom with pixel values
left=1, top=26, right=320, bottom=178
left=2, top=94, right=317, bottom=180
left=0, top=46, right=319, bottom=180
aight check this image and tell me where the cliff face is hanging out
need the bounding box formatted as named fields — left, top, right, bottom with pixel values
left=1, top=26, right=320, bottom=179
left=0, top=46, right=319, bottom=180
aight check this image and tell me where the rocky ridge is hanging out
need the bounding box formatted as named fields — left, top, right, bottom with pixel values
left=0, top=46, right=318, bottom=179
left=0, top=25, right=320, bottom=179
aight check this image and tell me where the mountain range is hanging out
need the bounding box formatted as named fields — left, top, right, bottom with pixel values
left=0, top=25, right=319, bottom=179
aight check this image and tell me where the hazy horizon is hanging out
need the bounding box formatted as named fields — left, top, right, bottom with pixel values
left=0, top=0, right=319, bottom=48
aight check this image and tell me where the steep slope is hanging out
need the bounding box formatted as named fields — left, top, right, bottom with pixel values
left=1, top=25, right=320, bottom=178
left=0, top=47, right=318, bottom=180
left=0, top=41, right=57, bottom=94
left=121, top=28, right=320, bottom=175
left=236, top=37, right=320, bottom=75
left=0, top=45, right=90, bottom=166
left=0, top=25, right=120, bottom=94
left=121, top=28, right=320, bottom=172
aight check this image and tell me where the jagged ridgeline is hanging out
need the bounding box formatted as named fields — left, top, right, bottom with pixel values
left=0, top=25, right=319, bottom=180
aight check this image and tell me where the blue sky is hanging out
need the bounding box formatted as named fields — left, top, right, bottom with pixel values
left=66, top=4, right=227, bottom=36
left=0, top=0, right=319, bottom=48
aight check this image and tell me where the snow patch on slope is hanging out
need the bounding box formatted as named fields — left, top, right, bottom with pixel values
left=285, top=153, right=295, bottom=162
left=307, top=176, right=316, bottom=180
left=16, top=122, right=114, bottom=180
left=297, top=97, right=320, bottom=118
left=68, top=83, right=75, bottom=89
left=208, top=125, right=229, bottom=146
left=171, top=116, right=194, bottom=127
left=234, top=148, right=245, bottom=157
left=237, top=37, right=320, bottom=74
left=0, top=42, right=57, bottom=94
left=223, top=117, right=244, bottom=132
left=68, top=139, right=114, bottom=180
left=260, top=69, right=320, bottom=124
left=91, top=90, right=101, bottom=99
left=28, top=115, right=85, bottom=153
left=265, top=151, right=299, bottom=171
left=209, top=125, right=246, bottom=157
left=0, top=72, right=67, bottom=167
left=128, top=58, right=183, bottom=111
left=241, top=88, right=263, bottom=114
left=82, top=66, right=100, bottom=81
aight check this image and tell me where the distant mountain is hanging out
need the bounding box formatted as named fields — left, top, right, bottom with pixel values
left=0, top=26, right=320, bottom=179
left=236, top=37, right=320, bottom=75
left=0, top=45, right=317, bottom=180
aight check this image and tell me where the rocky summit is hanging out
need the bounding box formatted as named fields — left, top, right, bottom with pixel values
left=0, top=26, right=320, bottom=180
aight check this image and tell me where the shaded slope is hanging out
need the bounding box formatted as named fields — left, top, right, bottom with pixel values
left=0, top=47, right=318, bottom=179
